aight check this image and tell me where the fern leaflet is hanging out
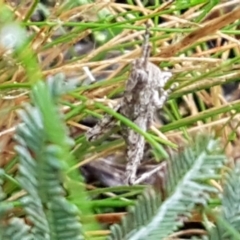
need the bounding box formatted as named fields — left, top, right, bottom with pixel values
left=109, top=135, right=225, bottom=240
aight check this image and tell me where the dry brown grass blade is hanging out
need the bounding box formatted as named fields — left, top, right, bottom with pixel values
left=159, top=6, right=240, bottom=58
left=84, top=212, right=126, bottom=224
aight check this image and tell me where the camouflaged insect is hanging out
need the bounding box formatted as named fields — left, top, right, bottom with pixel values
left=86, top=25, right=177, bottom=185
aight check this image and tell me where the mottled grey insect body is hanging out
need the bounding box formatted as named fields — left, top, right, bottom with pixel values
left=120, top=48, right=173, bottom=184
left=86, top=25, right=177, bottom=185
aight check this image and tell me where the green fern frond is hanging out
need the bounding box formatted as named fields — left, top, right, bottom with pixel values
left=14, top=76, right=84, bottom=240
left=108, top=188, right=161, bottom=240
left=208, top=162, right=240, bottom=240
left=222, top=163, right=240, bottom=233
left=1, top=218, right=32, bottom=240
left=0, top=170, right=30, bottom=240
left=109, top=135, right=226, bottom=240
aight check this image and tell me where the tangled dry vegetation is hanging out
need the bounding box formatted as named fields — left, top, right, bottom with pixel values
left=1, top=0, right=240, bottom=239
